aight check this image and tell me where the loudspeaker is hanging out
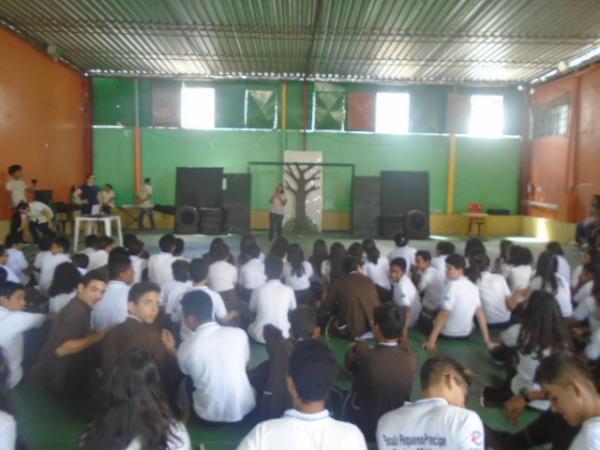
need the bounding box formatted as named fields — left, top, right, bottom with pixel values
left=223, top=174, right=251, bottom=233
left=175, top=206, right=200, bottom=234
left=175, top=167, right=224, bottom=211
left=352, top=177, right=381, bottom=236
left=34, top=190, right=53, bottom=205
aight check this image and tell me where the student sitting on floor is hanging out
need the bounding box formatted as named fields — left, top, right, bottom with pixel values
left=71, top=253, right=89, bottom=276
left=464, top=237, right=486, bottom=261
left=546, top=241, right=571, bottom=283
left=387, top=233, right=417, bottom=274
left=320, top=242, right=346, bottom=299
left=580, top=291, right=600, bottom=363
left=126, top=237, right=148, bottom=283
left=178, top=290, right=255, bottom=423
left=507, top=245, right=534, bottom=293
left=431, top=240, right=455, bottom=282
left=414, top=250, right=445, bottom=333
left=573, top=262, right=597, bottom=305
left=321, top=255, right=380, bottom=340
left=483, top=291, right=570, bottom=416
left=493, top=239, right=514, bottom=279
left=207, top=243, right=240, bottom=312
left=268, top=236, right=289, bottom=260
left=0, top=282, right=46, bottom=389
left=4, top=235, right=29, bottom=286
left=424, top=254, right=496, bottom=352
left=38, top=238, right=71, bottom=295
left=308, top=238, right=328, bottom=301
left=173, top=237, right=186, bottom=260
left=160, top=260, right=191, bottom=308
left=526, top=251, right=572, bottom=318
left=102, top=282, right=180, bottom=400
left=239, top=244, right=267, bottom=302
left=92, top=254, right=134, bottom=331
left=48, top=262, right=81, bottom=314
left=376, top=356, right=484, bottom=450
left=32, top=237, right=52, bottom=284
left=283, top=243, right=314, bottom=305
left=87, top=236, right=114, bottom=271
left=76, top=349, right=191, bottom=450
left=237, top=339, right=367, bottom=450
left=148, top=234, right=177, bottom=286
left=362, top=238, right=392, bottom=302
left=389, top=257, right=420, bottom=344
left=237, top=234, right=264, bottom=268
left=344, top=303, right=416, bottom=441
left=33, top=272, right=108, bottom=395
left=80, top=234, right=98, bottom=258
left=248, top=255, right=297, bottom=344
left=570, top=279, right=600, bottom=341
left=0, top=246, right=20, bottom=284
left=571, top=247, right=600, bottom=288
left=467, top=252, right=512, bottom=328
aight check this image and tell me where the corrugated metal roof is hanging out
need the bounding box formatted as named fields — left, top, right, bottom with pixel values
left=1, top=0, right=599, bottom=84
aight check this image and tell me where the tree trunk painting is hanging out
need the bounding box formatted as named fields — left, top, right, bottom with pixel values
left=284, top=162, right=321, bottom=233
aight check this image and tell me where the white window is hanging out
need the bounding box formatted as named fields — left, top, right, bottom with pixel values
left=181, top=86, right=215, bottom=129
left=469, top=95, right=504, bottom=136
left=375, top=92, right=410, bottom=134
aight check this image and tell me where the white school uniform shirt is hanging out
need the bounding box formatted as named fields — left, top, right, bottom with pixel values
left=585, top=329, right=600, bottom=361
left=387, top=246, right=417, bottom=272
left=237, top=409, right=367, bottom=450
left=164, top=280, right=193, bottom=315
left=6, top=248, right=29, bottom=285
left=0, top=306, right=45, bottom=388
left=208, top=260, right=238, bottom=292
left=39, top=253, right=70, bottom=294
left=392, top=274, right=421, bottom=327
left=248, top=279, right=297, bottom=344
left=501, top=324, right=550, bottom=411
left=0, top=265, right=19, bottom=284
left=418, top=266, right=445, bottom=311
left=33, top=250, right=51, bottom=282
left=431, top=255, right=449, bottom=282
left=574, top=280, right=594, bottom=305
left=5, top=178, right=28, bottom=207
left=573, top=295, right=600, bottom=332
left=148, top=252, right=177, bottom=286
left=569, top=417, right=600, bottom=450
left=137, top=184, right=153, bottom=208
left=28, top=201, right=52, bottom=224
left=528, top=275, right=572, bottom=317
left=99, top=190, right=116, bottom=209
left=283, top=261, right=313, bottom=290
left=129, top=255, right=147, bottom=283
left=270, top=193, right=287, bottom=215
left=91, top=280, right=130, bottom=331
left=556, top=255, right=571, bottom=284
left=125, top=422, right=191, bottom=450
left=161, top=280, right=185, bottom=306
left=364, top=256, right=391, bottom=290
left=571, top=265, right=583, bottom=289
left=174, top=285, right=228, bottom=342
left=49, top=290, right=76, bottom=314
left=0, top=410, right=16, bottom=450
left=87, top=249, right=109, bottom=271
left=240, top=258, right=267, bottom=290
left=476, top=271, right=511, bottom=325
left=440, top=276, right=481, bottom=337
left=376, top=397, right=485, bottom=450
left=507, top=265, right=533, bottom=293
left=178, top=321, right=255, bottom=422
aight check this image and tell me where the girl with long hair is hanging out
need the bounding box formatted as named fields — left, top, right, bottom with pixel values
left=321, top=242, right=346, bottom=299
left=283, top=243, right=314, bottom=305
left=308, top=239, right=328, bottom=300
left=362, top=239, right=391, bottom=302
left=48, top=262, right=81, bottom=314
left=528, top=251, right=572, bottom=317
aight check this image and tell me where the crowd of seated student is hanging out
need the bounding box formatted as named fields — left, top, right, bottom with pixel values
left=2, top=229, right=600, bottom=450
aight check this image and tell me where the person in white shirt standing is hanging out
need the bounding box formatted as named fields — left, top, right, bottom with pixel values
left=92, top=254, right=134, bottom=331
left=268, top=183, right=287, bottom=242
left=376, top=356, right=485, bottom=450
left=148, top=234, right=177, bottom=286
left=4, top=164, right=32, bottom=208
left=238, top=339, right=367, bottom=450
left=248, top=255, right=297, bottom=344
left=387, top=233, right=417, bottom=275
left=414, top=250, right=445, bottom=333
left=424, top=254, right=496, bottom=352
left=39, top=238, right=71, bottom=295
left=239, top=244, right=267, bottom=301
left=178, top=290, right=255, bottom=423
left=4, top=235, right=29, bottom=285
left=0, top=282, right=46, bottom=389
left=535, top=352, right=600, bottom=450
left=390, top=257, right=420, bottom=345
left=136, top=177, right=154, bottom=230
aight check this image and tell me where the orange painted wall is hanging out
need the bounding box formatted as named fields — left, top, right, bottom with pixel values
left=0, top=26, right=89, bottom=219
left=524, top=65, right=600, bottom=223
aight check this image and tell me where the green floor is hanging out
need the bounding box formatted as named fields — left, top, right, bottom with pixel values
left=13, top=326, right=539, bottom=450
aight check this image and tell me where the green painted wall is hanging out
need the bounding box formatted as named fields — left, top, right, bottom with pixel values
left=93, top=128, right=136, bottom=205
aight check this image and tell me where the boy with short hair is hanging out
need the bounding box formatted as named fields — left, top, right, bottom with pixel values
left=92, top=254, right=134, bottom=331
left=0, top=282, right=46, bottom=388
left=148, top=234, right=177, bottom=286
left=424, top=254, right=495, bottom=352
left=137, top=178, right=154, bottom=230
left=390, top=257, right=420, bottom=344
left=81, top=234, right=98, bottom=257
left=376, top=356, right=484, bottom=450
left=4, top=234, right=29, bottom=285
left=87, top=236, right=114, bottom=271
left=0, top=245, right=20, bottom=284
left=414, top=250, right=445, bottom=333
left=208, top=243, right=240, bottom=312
left=239, top=244, right=267, bottom=301
left=432, top=241, right=455, bottom=282
left=161, top=260, right=192, bottom=308
left=5, top=164, right=31, bottom=207
left=126, top=237, right=147, bottom=283
left=39, top=238, right=71, bottom=294
left=237, top=339, right=367, bottom=450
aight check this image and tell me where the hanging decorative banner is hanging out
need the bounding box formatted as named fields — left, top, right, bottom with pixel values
left=283, top=151, right=323, bottom=233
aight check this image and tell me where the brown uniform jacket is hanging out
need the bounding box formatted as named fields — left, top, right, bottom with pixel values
left=322, top=272, right=380, bottom=338
left=345, top=341, right=416, bottom=438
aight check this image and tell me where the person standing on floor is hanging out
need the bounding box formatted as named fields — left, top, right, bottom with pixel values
left=268, top=183, right=287, bottom=242
left=137, top=178, right=154, bottom=230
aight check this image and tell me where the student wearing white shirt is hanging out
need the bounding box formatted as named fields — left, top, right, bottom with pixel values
left=160, top=260, right=191, bottom=307
left=546, top=241, right=571, bottom=283
left=571, top=292, right=600, bottom=335
left=5, top=164, right=30, bottom=207
left=527, top=251, right=573, bottom=318
left=92, top=254, right=134, bottom=331
left=0, top=246, right=20, bottom=284
left=87, top=236, right=114, bottom=271
left=5, top=235, right=29, bottom=285
left=32, top=237, right=52, bottom=283
left=535, top=352, right=600, bottom=450
left=15, top=200, right=56, bottom=244
left=207, top=243, right=240, bottom=312
left=81, top=234, right=99, bottom=258
left=39, top=238, right=71, bottom=295
left=424, top=254, right=495, bottom=352
left=178, top=290, right=255, bottom=423
left=126, top=238, right=148, bottom=283
left=238, top=339, right=367, bottom=450
left=431, top=241, right=455, bottom=282
left=573, top=262, right=596, bottom=304
left=390, top=257, right=420, bottom=344
left=493, top=238, right=514, bottom=279
left=376, top=356, right=484, bottom=450
left=0, top=351, right=18, bottom=450
left=467, top=253, right=512, bottom=327
left=0, top=282, right=46, bottom=388
left=387, top=233, right=417, bottom=274
left=76, top=349, right=191, bottom=450
left=99, top=183, right=116, bottom=214
left=248, top=255, right=297, bottom=344
left=48, top=262, right=81, bottom=314
left=414, top=250, right=445, bottom=333
left=239, top=244, right=267, bottom=301
left=363, top=239, right=392, bottom=302
left=136, top=178, right=155, bottom=230
left=283, top=243, right=314, bottom=304
left=571, top=248, right=600, bottom=289
left=148, top=234, right=177, bottom=286
left=506, top=245, right=534, bottom=293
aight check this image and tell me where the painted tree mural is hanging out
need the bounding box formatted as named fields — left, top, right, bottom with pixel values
left=284, top=162, right=322, bottom=233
